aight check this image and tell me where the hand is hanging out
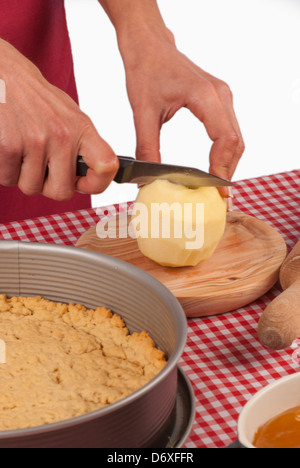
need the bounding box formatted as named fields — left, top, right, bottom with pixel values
left=119, top=31, right=244, bottom=197
left=0, top=39, right=119, bottom=200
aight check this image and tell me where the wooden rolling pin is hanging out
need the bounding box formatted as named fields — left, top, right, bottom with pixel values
left=258, top=239, right=300, bottom=350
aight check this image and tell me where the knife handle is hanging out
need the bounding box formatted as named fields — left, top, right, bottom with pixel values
left=76, top=155, right=135, bottom=183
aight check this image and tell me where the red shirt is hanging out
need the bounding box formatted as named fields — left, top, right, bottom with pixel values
left=0, top=0, right=91, bottom=223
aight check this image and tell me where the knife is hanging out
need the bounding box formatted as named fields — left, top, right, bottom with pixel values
left=76, top=156, right=234, bottom=188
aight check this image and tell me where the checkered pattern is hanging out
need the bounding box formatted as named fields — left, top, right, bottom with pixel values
left=0, top=170, right=299, bottom=448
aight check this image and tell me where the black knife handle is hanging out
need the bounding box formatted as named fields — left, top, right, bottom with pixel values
left=76, top=155, right=135, bottom=183
left=76, top=156, right=89, bottom=177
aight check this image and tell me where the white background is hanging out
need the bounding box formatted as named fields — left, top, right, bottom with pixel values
left=65, top=0, right=300, bottom=208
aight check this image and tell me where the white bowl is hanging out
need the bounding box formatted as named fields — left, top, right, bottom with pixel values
left=238, top=373, right=300, bottom=448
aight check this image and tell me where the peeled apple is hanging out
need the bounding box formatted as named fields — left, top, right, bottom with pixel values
left=131, top=179, right=227, bottom=267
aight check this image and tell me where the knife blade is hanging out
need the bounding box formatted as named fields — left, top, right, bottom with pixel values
left=76, top=155, right=234, bottom=188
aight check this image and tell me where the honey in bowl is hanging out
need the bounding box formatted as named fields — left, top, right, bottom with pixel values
left=253, top=405, right=300, bottom=448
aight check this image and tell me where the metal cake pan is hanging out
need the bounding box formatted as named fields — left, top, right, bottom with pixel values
left=0, top=240, right=189, bottom=448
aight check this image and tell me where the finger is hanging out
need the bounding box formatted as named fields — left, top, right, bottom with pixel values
left=212, top=80, right=245, bottom=180
left=194, top=71, right=245, bottom=183
left=0, top=148, right=22, bottom=186
left=209, top=110, right=244, bottom=200
left=134, top=108, right=161, bottom=162
left=17, top=129, right=48, bottom=196
left=42, top=144, right=75, bottom=201
left=18, top=149, right=47, bottom=196
left=217, top=185, right=233, bottom=200
left=0, top=117, right=22, bottom=186
left=75, top=125, right=119, bottom=195
left=186, top=83, right=240, bottom=197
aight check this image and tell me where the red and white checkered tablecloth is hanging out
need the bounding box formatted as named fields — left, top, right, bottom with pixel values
left=0, top=170, right=299, bottom=448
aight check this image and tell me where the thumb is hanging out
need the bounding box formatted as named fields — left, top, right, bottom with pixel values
left=76, top=125, right=119, bottom=195
left=209, top=139, right=235, bottom=200
left=209, top=162, right=234, bottom=201
left=134, top=108, right=161, bottom=162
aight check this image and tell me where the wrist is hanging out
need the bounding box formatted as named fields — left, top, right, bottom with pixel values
left=118, top=24, right=175, bottom=65
left=98, top=0, right=175, bottom=59
left=118, top=22, right=175, bottom=53
left=0, top=38, right=42, bottom=80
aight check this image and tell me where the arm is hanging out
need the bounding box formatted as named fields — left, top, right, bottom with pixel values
left=0, top=38, right=118, bottom=200
left=98, top=0, right=244, bottom=197
left=98, top=0, right=174, bottom=42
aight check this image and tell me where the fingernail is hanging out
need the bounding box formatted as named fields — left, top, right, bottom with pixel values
left=228, top=187, right=234, bottom=199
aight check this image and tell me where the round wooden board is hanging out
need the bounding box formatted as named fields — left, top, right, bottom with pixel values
left=76, top=211, right=287, bottom=317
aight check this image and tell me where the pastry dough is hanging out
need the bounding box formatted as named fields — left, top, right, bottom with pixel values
left=0, top=295, right=166, bottom=431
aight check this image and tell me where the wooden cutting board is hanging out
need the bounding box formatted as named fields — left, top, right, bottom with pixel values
left=76, top=211, right=287, bottom=317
